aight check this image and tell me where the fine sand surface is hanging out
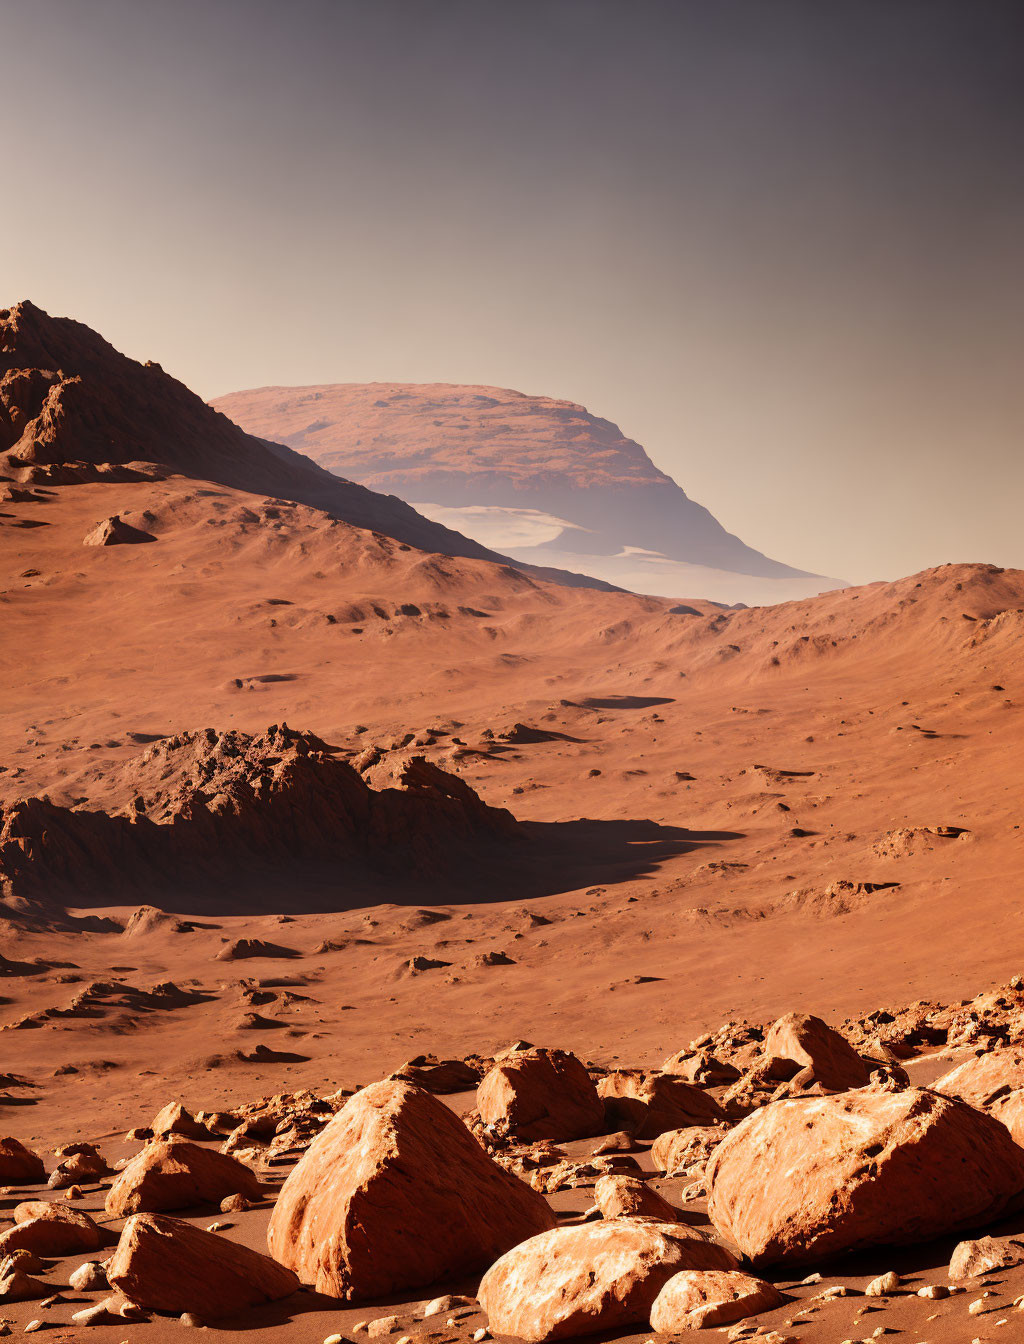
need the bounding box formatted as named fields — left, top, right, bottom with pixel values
left=3, top=467, right=1024, bottom=1342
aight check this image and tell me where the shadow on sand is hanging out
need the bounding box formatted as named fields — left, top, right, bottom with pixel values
left=54, top=817, right=745, bottom=919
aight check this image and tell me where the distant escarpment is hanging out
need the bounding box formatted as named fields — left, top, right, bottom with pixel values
left=0, top=725, right=519, bottom=918
left=212, top=382, right=828, bottom=586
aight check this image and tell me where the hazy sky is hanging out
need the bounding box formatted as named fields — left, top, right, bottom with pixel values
left=4, top=0, right=1023, bottom=583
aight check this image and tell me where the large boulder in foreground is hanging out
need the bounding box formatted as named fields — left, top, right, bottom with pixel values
left=762, top=1012, right=870, bottom=1091
left=597, top=1071, right=723, bottom=1139
left=267, top=1080, right=555, bottom=1300
left=933, top=1048, right=1024, bottom=1109
left=649, top=1268, right=783, bottom=1330
left=706, top=1086, right=1024, bottom=1266
left=478, top=1218, right=738, bottom=1343
left=477, top=1048, right=604, bottom=1142
left=108, top=1213, right=299, bottom=1318
left=0, top=1138, right=45, bottom=1185
left=105, top=1140, right=262, bottom=1216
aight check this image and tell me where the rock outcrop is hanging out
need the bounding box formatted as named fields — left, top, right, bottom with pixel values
left=82, top=514, right=156, bottom=546
left=0, top=724, right=520, bottom=908
left=477, top=1048, right=604, bottom=1142
left=108, top=1213, right=300, bottom=1318
left=267, top=1080, right=555, bottom=1300
left=706, top=1086, right=1024, bottom=1266
left=478, top=1218, right=737, bottom=1342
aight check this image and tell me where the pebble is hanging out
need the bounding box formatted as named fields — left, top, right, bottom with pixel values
left=473, top=1331, right=491, bottom=1342
left=917, top=1284, right=949, bottom=1299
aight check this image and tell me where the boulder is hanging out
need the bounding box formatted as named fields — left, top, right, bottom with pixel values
left=706, top=1086, right=1024, bottom=1266
left=934, top=1048, right=1024, bottom=1109
left=267, top=1080, right=555, bottom=1300
left=48, top=1148, right=109, bottom=1188
left=391, top=1057, right=482, bottom=1094
left=0, top=1137, right=45, bottom=1185
left=105, top=1140, right=261, bottom=1216
left=150, top=1101, right=211, bottom=1140
left=0, top=1202, right=101, bottom=1255
left=108, top=1212, right=299, bottom=1318
left=477, top=1048, right=604, bottom=1142
left=597, top=1071, right=723, bottom=1139
left=594, top=1175, right=681, bottom=1222
left=949, top=1236, right=1023, bottom=1280
left=762, top=1013, right=870, bottom=1091
left=0, top=1266, right=49, bottom=1302
left=651, top=1126, right=727, bottom=1176
left=649, top=1268, right=783, bottom=1330
left=478, top=1218, right=737, bottom=1342
left=69, top=1260, right=108, bottom=1291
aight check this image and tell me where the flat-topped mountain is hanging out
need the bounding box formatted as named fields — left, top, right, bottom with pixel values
left=212, top=382, right=841, bottom=603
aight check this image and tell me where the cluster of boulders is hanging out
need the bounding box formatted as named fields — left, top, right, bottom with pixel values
left=7, top=984, right=1024, bottom=1337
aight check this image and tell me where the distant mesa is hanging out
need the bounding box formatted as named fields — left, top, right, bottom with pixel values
left=212, top=382, right=844, bottom=604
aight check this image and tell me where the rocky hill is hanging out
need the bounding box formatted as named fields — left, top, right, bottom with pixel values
left=0, top=304, right=610, bottom=588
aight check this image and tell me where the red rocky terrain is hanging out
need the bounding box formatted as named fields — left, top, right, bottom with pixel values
left=2, top=304, right=1024, bottom=1342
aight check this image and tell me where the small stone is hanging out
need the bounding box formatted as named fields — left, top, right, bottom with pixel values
left=367, top=1316, right=401, bottom=1337
left=23, top=1325, right=42, bottom=1336
left=205, top=1222, right=228, bottom=1233
left=969, top=1293, right=993, bottom=1314
left=71, top=1302, right=116, bottom=1326
left=918, top=1284, right=949, bottom=1299
left=473, top=1331, right=491, bottom=1342
left=180, top=1313, right=206, bottom=1327
left=324, top=1335, right=346, bottom=1344
left=865, top=1271, right=900, bottom=1296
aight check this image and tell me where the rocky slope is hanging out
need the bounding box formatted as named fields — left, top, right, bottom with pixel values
left=0, top=304, right=611, bottom=589
left=212, top=381, right=839, bottom=602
